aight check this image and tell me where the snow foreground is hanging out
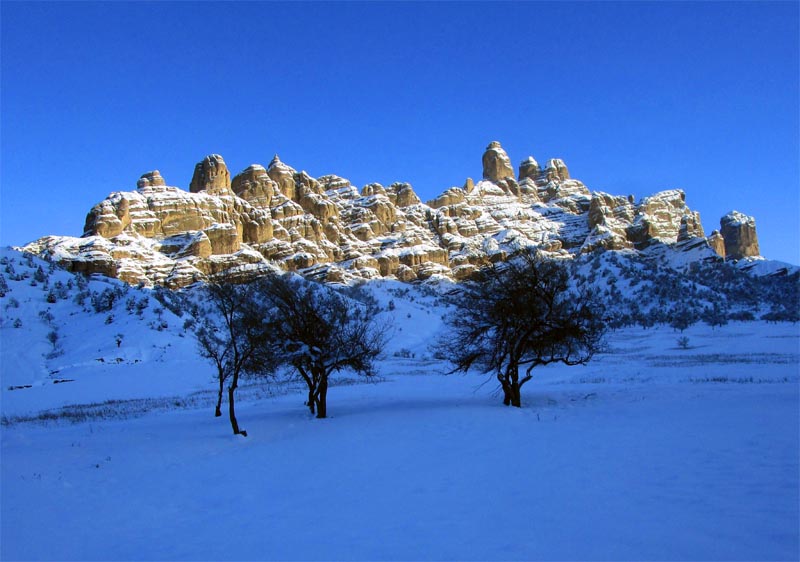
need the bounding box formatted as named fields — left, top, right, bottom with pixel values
left=1, top=248, right=798, bottom=560
left=2, top=320, right=798, bottom=561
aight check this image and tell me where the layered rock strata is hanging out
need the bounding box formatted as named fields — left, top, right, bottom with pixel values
left=25, top=142, right=759, bottom=287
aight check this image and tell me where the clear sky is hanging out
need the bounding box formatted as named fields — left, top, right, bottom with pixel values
left=2, top=1, right=798, bottom=264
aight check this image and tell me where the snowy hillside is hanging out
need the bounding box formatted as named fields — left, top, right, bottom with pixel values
left=0, top=249, right=205, bottom=417
left=1, top=247, right=799, bottom=560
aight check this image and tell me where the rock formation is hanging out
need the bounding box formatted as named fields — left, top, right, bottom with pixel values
left=627, top=190, right=704, bottom=247
left=267, top=155, right=297, bottom=201
left=708, top=230, right=726, bottom=258
left=720, top=211, right=760, bottom=259
left=231, top=164, right=275, bottom=208
left=584, top=192, right=636, bottom=251
left=518, top=157, right=539, bottom=181
left=189, top=154, right=231, bottom=195
left=543, top=159, right=569, bottom=182
left=482, top=141, right=514, bottom=183
left=137, top=170, right=166, bottom=188
left=24, top=142, right=760, bottom=288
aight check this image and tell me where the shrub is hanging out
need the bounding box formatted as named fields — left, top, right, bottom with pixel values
left=38, top=310, right=54, bottom=325
left=46, top=330, right=59, bottom=348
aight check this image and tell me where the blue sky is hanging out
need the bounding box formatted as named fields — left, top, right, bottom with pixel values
left=2, top=1, right=798, bottom=264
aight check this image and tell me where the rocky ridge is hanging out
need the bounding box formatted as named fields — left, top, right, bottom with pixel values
left=24, top=142, right=762, bottom=287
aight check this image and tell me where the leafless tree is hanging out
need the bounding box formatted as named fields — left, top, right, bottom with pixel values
left=258, top=273, right=388, bottom=419
left=440, top=250, right=606, bottom=408
left=194, top=282, right=273, bottom=436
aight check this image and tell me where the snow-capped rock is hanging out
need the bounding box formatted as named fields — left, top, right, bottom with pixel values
left=267, top=154, right=298, bottom=200
left=189, top=154, right=231, bottom=195
left=518, top=156, right=540, bottom=181
left=231, top=164, right=275, bottom=209
left=707, top=230, right=726, bottom=258
left=481, top=141, right=515, bottom=184
left=22, top=142, right=761, bottom=287
left=543, top=158, right=570, bottom=182
left=720, top=210, right=760, bottom=259
left=137, top=170, right=166, bottom=188
left=628, top=189, right=704, bottom=247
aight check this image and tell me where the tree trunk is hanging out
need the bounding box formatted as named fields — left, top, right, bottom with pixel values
left=499, top=381, right=522, bottom=407
left=307, top=387, right=316, bottom=415
left=215, top=376, right=224, bottom=417
left=500, top=365, right=522, bottom=407
left=315, top=375, right=329, bottom=419
left=310, top=374, right=328, bottom=419
left=501, top=381, right=512, bottom=406
left=227, top=376, right=245, bottom=436
left=298, top=367, right=316, bottom=415
left=508, top=381, right=522, bottom=407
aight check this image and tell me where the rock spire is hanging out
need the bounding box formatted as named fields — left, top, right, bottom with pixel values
left=720, top=211, right=760, bottom=259
left=189, top=154, right=231, bottom=195
left=482, top=141, right=514, bottom=183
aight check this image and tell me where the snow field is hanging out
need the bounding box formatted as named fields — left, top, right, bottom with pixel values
left=2, top=322, right=798, bottom=561
left=1, top=249, right=798, bottom=560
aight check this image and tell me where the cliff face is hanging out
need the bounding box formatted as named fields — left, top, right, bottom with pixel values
left=24, top=142, right=759, bottom=287
left=720, top=211, right=760, bottom=260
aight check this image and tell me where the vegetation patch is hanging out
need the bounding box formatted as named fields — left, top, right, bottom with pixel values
left=649, top=353, right=800, bottom=367
left=687, top=376, right=792, bottom=384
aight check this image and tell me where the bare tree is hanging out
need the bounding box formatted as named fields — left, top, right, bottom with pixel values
left=440, top=251, right=606, bottom=407
left=258, top=273, right=388, bottom=419
left=194, top=282, right=272, bottom=436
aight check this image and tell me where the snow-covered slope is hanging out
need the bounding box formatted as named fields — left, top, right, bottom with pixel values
left=1, top=245, right=797, bottom=420
left=0, top=249, right=205, bottom=415
left=1, top=250, right=798, bottom=559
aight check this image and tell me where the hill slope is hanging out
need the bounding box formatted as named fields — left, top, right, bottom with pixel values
left=1, top=246, right=799, bottom=560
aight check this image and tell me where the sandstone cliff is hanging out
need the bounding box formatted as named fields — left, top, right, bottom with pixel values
left=720, top=211, right=760, bottom=259
left=24, top=142, right=759, bottom=287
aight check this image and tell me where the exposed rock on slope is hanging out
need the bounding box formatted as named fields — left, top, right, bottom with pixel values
left=137, top=170, right=166, bottom=188
left=518, top=157, right=540, bottom=181
left=189, top=154, right=231, bottom=195
left=24, top=143, right=761, bottom=287
left=708, top=230, right=726, bottom=258
left=720, top=211, right=760, bottom=259
left=628, top=190, right=705, bottom=246
left=482, top=141, right=514, bottom=183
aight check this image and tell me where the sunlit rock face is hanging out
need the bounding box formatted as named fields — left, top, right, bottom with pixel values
left=626, top=190, right=706, bottom=248
left=543, top=158, right=569, bottom=182
left=708, top=230, right=726, bottom=258
left=137, top=170, right=166, bottom=188
left=482, top=141, right=514, bottom=183
left=189, top=154, right=231, bottom=195
left=720, top=211, right=760, bottom=259
left=231, top=164, right=275, bottom=209
left=26, top=142, right=749, bottom=287
left=518, top=157, right=540, bottom=181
